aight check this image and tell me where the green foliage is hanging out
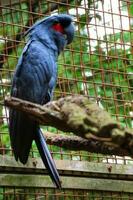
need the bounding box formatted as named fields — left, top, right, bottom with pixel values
left=128, top=0, right=133, bottom=16
left=0, top=3, right=29, bottom=36
left=0, top=124, right=11, bottom=155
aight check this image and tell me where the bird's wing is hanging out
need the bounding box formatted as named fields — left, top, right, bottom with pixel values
left=9, top=39, right=57, bottom=163
left=12, top=40, right=57, bottom=103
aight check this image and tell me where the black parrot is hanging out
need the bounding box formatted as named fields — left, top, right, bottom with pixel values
left=9, top=14, right=74, bottom=188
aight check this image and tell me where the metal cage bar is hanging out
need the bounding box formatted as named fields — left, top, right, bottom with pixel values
left=0, top=0, right=133, bottom=199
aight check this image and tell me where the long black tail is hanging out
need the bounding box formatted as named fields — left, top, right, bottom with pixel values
left=35, top=129, right=61, bottom=189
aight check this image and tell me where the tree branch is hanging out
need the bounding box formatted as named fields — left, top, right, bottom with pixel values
left=5, top=95, right=133, bottom=157
left=44, top=131, right=129, bottom=157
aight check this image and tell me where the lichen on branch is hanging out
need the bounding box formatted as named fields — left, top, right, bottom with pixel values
left=4, top=95, right=133, bottom=157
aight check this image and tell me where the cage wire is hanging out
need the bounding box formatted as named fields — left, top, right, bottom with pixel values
left=0, top=0, right=133, bottom=199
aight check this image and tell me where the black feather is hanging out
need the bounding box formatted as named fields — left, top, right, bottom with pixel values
left=35, top=129, right=61, bottom=188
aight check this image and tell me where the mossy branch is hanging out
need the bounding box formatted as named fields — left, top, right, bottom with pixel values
left=44, top=131, right=129, bottom=157
left=5, top=95, right=133, bottom=157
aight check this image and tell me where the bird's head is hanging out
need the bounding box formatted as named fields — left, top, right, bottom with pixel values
left=25, top=14, right=75, bottom=53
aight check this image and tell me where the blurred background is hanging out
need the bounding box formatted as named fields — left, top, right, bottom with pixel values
left=0, top=0, right=133, bottom=199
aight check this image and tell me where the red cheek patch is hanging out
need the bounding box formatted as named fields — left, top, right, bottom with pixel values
left=52, top=23, right=64, bottom=34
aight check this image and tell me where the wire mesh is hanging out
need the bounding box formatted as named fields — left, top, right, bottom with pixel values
left=0, top=0, right=133, bottom=199
left=1, top=188, right=133, bottom=200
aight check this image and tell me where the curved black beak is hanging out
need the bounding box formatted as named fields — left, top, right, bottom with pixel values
left=64, top=23, right=75, bottom=44
left=57, top=14, right=75, bottom=45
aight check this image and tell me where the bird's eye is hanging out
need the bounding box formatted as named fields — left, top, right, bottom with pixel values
left=53, top=19, right=59, bottom=25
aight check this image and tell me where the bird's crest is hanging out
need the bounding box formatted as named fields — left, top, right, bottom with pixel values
left=25, top=14, right=73, bottom=37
